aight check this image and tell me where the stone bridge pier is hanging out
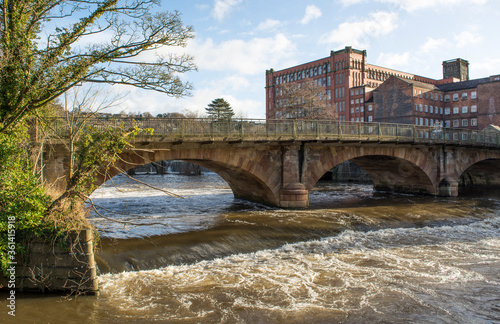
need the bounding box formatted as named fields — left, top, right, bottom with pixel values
left=42, top=140, right=500, bottom=209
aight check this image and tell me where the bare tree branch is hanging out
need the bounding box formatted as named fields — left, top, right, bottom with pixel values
left=114, top=166, right=184, bottom=199
left=85, top=194, right=169, bottom=226
left=0, top=1, right=196, bottom=132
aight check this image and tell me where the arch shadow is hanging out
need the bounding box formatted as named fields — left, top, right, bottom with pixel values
left=308, top=154, right=436, bottom=196
left=459, top=158, right=500, bottom=190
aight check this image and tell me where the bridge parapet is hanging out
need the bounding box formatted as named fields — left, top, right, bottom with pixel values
left=37, top=118, right=500, bottom=148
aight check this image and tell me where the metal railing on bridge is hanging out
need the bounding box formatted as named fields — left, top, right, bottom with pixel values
left=38, top=117, right=500, bottom=148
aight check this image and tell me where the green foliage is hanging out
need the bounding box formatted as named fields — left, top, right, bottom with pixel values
left=0, top=126, right=51, bottom=275
left=205, top=98, right=235, bottom=121
left=48, top=123, right=153, bottom=214
left=0, top=121, right=151, bottom=276
left=74, top=124, right=152, bottom=194
left=0, top=0, right=196, bottom=276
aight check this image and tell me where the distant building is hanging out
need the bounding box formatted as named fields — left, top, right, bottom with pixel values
left=443, top=58, right=469, bottom=82
left=373, top=74, right=500, bottom=130
left=265, top=46, right=500, bottom=130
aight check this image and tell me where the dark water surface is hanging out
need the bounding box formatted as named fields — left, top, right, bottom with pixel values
left=1, top=173, right=499, bottom=323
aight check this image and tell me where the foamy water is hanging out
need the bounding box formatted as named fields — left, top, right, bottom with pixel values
left=2, top=173, right=499, bottom=323
left=96, top=216, right=500, bottom=323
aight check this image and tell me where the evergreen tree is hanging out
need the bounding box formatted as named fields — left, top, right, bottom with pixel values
left=205, top=98, right=235, bottom=120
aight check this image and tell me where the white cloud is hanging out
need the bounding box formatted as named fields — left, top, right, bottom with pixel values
left=153, top=88, right=263, bottom=119
left=397, top=0, right=488, bottom=12
left=377, top=52, right=411, bottom=68
left=338, top=0, right=364, bottom=5
left=190, top=33, right=297, bottom=75
left=471, top=57, right=500, bottom=78
left=340, top=0, right=488, bottom=12
left=212, top=0, right=243, bottom=22
left=301, top=5, right=322, bottom=25
left=221, top=96, right=262, bottom=118
left=256, top=19, right=281, bottom=32
left=218, top=75, right=252, bottom=92
left=420, top=37, right=449, bottom=53
left=105, top=32, right=294, bottom=119
left=454, top=30, right=483, bottom=48
left=320, top=11, right=398, bottom=48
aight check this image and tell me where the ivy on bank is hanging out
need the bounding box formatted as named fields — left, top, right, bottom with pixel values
left=0, top=122, right=151, bottom=276
left=0, top=127, right=51, bottom=275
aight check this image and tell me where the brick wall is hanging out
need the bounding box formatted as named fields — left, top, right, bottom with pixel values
left=373, top=77, right=414, bottom=124
left=477, top=81, right=500, bottom=129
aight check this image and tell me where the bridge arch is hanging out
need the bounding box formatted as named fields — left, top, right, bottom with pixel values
left=97, top=146, right=283, bottom=206
left=304, top=145, right=437, bottom=195
left=438, top=148, right=500, bottom=192
left=458, top=158, right=500, bottom=189
left=42, top=137, right=500, bottom=208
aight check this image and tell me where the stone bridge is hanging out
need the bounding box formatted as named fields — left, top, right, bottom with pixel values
left=41, top=118, right=500, bottom=208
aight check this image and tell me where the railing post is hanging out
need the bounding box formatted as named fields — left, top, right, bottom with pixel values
left=378, top=123, right=382, bottom=141
left=292, top=119, right=297, bottom=139
left=358, top=122, right=361, bottom=139
left=240, top=118, right=244, bottom=139
left=395, top=123, right=398, bottom=141
left=181, top=119, right=185, bottom=139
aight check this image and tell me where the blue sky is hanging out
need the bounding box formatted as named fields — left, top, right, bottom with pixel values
left=111, top=0, right=500, bottom=118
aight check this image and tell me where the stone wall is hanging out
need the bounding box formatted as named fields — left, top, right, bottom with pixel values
left=0, top=229, right=98, bottom=294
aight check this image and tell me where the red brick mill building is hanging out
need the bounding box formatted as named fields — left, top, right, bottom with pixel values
left=265, top=46, right=500, bottom=130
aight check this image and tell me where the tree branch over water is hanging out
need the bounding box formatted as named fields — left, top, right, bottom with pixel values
left=85, top=194, right=170, bottom=227
left=114, top=165, right=184, bottom=199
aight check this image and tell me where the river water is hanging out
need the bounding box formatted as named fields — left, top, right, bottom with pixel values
left=2, top=173, right=500, bottom=323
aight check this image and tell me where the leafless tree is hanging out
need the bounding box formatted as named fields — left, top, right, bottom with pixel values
left=274, top=80, right=336, bottom=120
